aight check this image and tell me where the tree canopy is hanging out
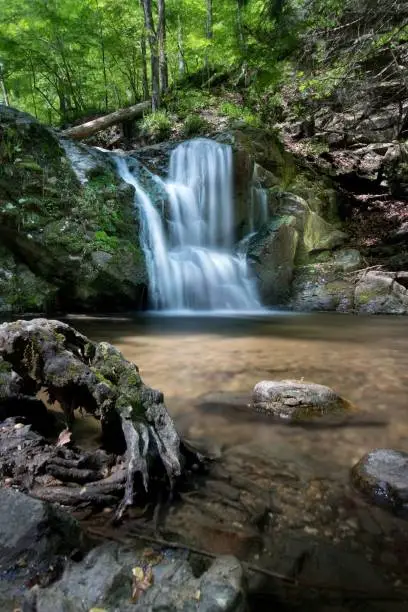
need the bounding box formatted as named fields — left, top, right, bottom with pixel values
left=0, top=0, right=406, bottom=127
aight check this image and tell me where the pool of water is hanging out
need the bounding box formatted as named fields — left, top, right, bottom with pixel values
left=68, top=311, right=408, bottom=474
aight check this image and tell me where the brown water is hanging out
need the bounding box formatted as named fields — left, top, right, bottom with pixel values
left=69, top=311, right=408, bottom=473
left=67, top=311, right=408, bottom=603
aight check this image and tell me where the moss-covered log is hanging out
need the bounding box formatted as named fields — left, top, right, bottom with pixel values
left=0, top=319, right=201, bottom=519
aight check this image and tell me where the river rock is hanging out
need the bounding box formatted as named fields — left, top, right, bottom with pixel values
left=351, top=449, right=408, bottom=519
left=252, top=380, right=351, bottom=422
left=354, top=270, right=408, bottom=314
left=0, top=488, right=83, bottom=610
left=28, top=542, right=247, bottom=612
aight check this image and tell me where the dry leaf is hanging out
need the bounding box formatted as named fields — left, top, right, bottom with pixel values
left=57, top=428, right=72, bottom=447
left=142, top=548, right=163, bottom=566
left=131, top=565, right=154, bottom=602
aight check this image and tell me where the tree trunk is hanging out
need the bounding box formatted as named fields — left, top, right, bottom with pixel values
left=205, top=0, right=213, bottom=77
left=140, top=34, right=150, bottom=100
left=177, top=13, right=186, bottom=77
left=141, top=0, right=160, bottom=110
left=158, top=0, right=169, bottom=93
left=0, top=74, right=9, bottom=106
left=96, top=0, right=109, bottom=111
left=61, top=101, right=150, bottom=139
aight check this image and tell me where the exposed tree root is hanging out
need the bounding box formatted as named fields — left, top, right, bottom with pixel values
left=0, top=319, right=202, bottom=519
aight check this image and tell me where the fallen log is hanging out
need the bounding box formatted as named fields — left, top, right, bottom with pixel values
left=0, top=319, right=203, bottom=519
left=61, top=101, right=151, bottom=140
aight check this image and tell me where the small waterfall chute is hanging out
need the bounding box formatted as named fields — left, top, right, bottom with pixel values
left=116, top=138, right=262, bottom=312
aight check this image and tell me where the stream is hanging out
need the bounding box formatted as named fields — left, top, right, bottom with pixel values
left=64, top=311, right=408, bottom=608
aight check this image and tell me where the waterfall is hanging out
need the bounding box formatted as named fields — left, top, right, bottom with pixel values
left=249, top=186, right=269, bottom=233
left=116, top=138, right=262, bottom=312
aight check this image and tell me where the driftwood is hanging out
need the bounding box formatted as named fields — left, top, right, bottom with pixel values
left=0, top=319, right=201, bottom=519
left=61, top=101, right=150, bottom=140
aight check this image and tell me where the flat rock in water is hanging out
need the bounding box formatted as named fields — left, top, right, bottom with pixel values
left=28, top=542, right=247, bottom=612
left=351, top=448, right=408, bottom=519
left=251, top=380, right=352, bottom=422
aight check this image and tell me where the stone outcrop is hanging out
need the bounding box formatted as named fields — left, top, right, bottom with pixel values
left=0, top=105, right=147, bottom=313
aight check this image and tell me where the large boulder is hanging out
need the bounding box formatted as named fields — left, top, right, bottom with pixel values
left=28, top=542, right=247, bottom=612
left=303, top=211, right=348, bottom=253
left=289, top=248, right=362, bottom=312
left=351, top=449, right=408, bottom=519
left=354, top=270, right=408, bottom=314
left=251, top=380, right=353, bottom=422
left=247, top=217, right=298, bottom=305
left=0, top=489, right=83, bottom=610
left=0, top=105, right=147, bottom=313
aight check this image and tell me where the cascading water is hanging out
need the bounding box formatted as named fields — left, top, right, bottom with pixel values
left=116, top=138, right=262, bottom=312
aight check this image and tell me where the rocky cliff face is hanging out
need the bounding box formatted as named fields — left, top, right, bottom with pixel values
left=0, top=105, right=147, bottom=314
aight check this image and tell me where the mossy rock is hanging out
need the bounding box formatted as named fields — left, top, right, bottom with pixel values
left=0, top=105, right=147, bottom=313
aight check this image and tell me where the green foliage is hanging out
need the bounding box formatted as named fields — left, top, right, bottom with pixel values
left=93, top=230, right=120, bottom=252
left=220, top=102, right=261, bottom=127
left=181, top=113, right=209, bottom=137
left=139, top=111, right=172, bottom=142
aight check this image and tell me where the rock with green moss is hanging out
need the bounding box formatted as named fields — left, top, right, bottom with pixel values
left=0, top=105, right=147, bottom=313
left=303, top=211, right=348, bottom=253
left=289, top=249, right=362, bottom=312
left=0, top=247, right=57, bottom=314
left=354, top=270, right=408, bottom=314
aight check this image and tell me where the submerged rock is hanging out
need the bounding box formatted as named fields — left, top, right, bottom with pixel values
left=351, top=449, right=408, bottom=519
left=252, top=380, right=352, bottom=422
left=27, top=542, right=247, bottom=612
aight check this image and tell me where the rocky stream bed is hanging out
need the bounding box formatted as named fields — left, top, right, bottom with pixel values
left=1, top=318, right=408, bottom=611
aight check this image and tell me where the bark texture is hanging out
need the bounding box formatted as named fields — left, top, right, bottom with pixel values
left=0, top=319, right=200, bottom=519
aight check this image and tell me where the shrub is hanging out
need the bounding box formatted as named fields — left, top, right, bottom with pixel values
left=219, top=102, right=261, bottom=127
left=182, top=114, right=209, bottom=137
left=139, top=111, right=172, bottom=142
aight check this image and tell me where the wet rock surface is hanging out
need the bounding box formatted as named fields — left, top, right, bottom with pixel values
left=251, top=380, right=352, bottom=422
left=0, top=489, right=83, bottom=610
left=27, top=542, right=247, bottom=612
left=351, top=449, right=408, bottom=519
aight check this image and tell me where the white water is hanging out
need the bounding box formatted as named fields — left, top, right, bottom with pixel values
left=116, top=138, right=263, bottom=312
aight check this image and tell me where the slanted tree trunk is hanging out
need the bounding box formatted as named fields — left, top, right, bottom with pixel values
left=61, top=100, right=150, bottom=139
left=158, top=0, right=169, bottom=93
left=141, top=0, right=160, bottom=110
